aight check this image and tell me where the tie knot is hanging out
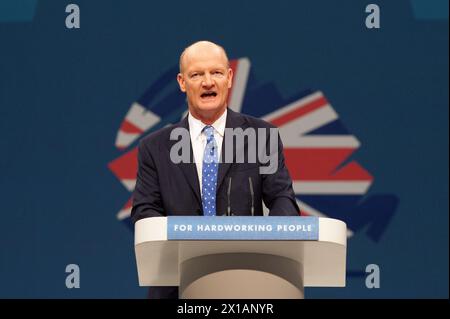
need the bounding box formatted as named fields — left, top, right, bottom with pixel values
left=203, top=125, right=215, bottom=138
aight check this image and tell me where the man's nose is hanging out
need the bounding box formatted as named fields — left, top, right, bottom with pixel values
left=202, top=73, right=214, bottom=87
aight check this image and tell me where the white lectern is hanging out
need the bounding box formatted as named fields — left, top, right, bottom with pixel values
left=134, top=216, right=346, bottom=299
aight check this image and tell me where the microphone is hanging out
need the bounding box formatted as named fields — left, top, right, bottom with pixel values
left=227, top=177, right=232, bottom=216
left=248, top=176, right=254, bottom=216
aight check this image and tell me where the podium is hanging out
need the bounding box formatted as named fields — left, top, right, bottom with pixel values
left=134, top=216, right=347, bottom=299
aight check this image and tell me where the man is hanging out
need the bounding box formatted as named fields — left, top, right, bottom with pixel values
left=131, top=41, right=299, bottom=298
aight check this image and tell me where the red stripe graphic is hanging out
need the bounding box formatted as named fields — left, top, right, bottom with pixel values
left=108, top=147, right=138, bottom=180
left=270, top=96, right=328, bottom=127
left=284, top=148, right=373, bottom=181
left=108, top=145, right=373, bottom=186
left=122, top=197, right=133, bottom=210
left=120, top=120, right=143, bottom=134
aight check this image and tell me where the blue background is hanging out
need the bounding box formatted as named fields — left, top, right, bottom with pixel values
left=0, top=0, right=448, bottom=298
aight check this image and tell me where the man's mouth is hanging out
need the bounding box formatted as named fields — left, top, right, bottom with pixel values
left=200, top=91, right=217, bottom=100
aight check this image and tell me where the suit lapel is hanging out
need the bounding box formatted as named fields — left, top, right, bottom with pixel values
left=166, top=116, right=202, bottom=205
left=217, top=108, right=247, bottom=192
left=166, top=109, right=248, bottom=205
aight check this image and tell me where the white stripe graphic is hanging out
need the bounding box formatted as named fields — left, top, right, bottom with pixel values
left=274, top=104, right=360, bottom=148
left=262, top=91, right=324, bottom=122
left=283, top=136, right=360, bottom=148
left=115, top=131, right=140, bottom=149
left=293, top=181, right=372, bottom=195
left=277, top=104, right=337, bottom=136
left=121, top=179, right=136, bottom=192
left=115, top=103, right=161, bottom=149
left=125, top=102, right=161, bottom=131
left=261, top=91, right=360, bottom=148
left=229, top=58, right=251, bottom=113
left=117, top=206, right=132, bottom=220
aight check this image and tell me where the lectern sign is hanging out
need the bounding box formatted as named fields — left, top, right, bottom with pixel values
left=167, top=216, right=319, bottom=240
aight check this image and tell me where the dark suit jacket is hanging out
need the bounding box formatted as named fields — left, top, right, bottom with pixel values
left=131, top=108, right=299, bottom=298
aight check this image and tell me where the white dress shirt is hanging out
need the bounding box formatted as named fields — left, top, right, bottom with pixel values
left=188, top=109, right=227, bottom=194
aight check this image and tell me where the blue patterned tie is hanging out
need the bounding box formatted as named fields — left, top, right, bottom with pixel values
left=202, top=125, right=219, bottom=216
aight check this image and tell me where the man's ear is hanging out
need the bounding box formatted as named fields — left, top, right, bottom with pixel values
left=177, top=73, right=186, bottom=92
left=227, top=68, right=234, bottom=89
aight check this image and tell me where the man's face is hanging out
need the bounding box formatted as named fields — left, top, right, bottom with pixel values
left=177, top=47, right=233, bottom=120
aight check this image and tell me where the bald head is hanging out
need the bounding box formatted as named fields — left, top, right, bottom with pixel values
left=179, top=41, right=229, bottom=73
left=176, top=40, right=233, bottom=124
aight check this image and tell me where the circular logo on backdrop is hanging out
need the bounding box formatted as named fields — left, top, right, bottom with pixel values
left=107, top=57, right=398, bottom=243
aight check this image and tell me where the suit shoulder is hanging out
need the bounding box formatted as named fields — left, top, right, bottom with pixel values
left=239, top=112, right=276, bottom=129
left=139, top=123, right=180, bottom=149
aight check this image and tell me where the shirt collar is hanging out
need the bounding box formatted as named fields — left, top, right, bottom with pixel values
left=188, top=108, right=227, bottom=139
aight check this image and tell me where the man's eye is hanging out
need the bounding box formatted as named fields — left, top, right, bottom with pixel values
left=190, top=74, right=199, bottom=78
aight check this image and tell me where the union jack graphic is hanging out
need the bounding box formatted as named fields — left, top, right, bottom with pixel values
left=108, top=58, right=397, bottom=242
